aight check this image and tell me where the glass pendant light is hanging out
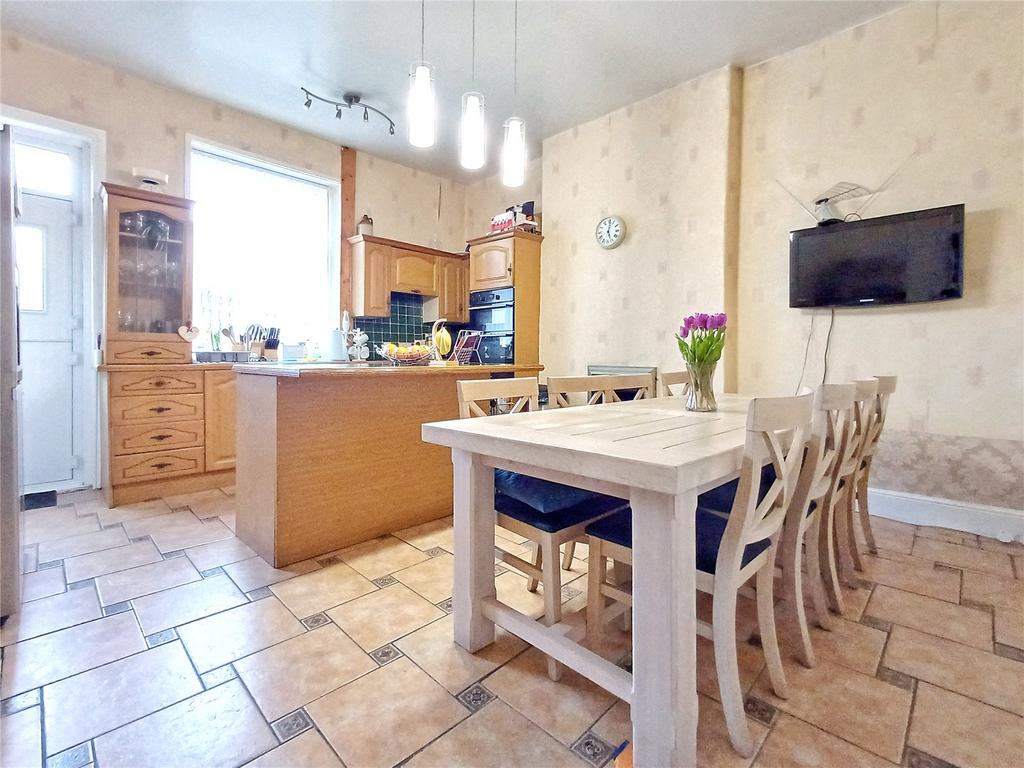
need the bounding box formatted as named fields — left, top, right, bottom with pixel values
left=407, top=0, right=435, bottom=148
left=460, top=92, right=486, bottom=169
left=459, top=2, right=486, bottom=170
left=501, top=0, right=526, bottom=188
left=501, top=117, right=526, bottom=187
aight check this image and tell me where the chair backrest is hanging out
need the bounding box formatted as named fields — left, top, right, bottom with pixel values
left=849, top=379, right=880, bottom=466
left=789, top=384, right=856, bottom=522
left=864, top=375, right=897, bottom=456
left=717, top=393, right=813, bottom=575
left=660, top=370, right=692, bottom=398
left=456, top=377, right=539, bottom=419
left=546, top=373, right=655, bottom=408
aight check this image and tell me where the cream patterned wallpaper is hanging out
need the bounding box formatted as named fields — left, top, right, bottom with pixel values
left=0, top=33, right=468, bottom=252
left=354, top=153, right=467, bottom=252
left=736, top=2, right=1023, bottom=509
left=463, top=158, right=543, bottom=242
left=539, top=66, right=740, bottom=379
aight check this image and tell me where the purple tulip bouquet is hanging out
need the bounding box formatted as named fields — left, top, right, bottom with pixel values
left=675, top=312, right=727, bottom=411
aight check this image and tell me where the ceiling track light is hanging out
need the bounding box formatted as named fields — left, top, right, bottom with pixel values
left=300, top=88, right=396, bottom=135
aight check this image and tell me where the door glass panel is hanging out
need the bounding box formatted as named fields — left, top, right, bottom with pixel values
left=117, top=210, right=185, bottom=333
left=14, top=143, right=74, bottom=197
left=14, top=225, right=45, bottom=311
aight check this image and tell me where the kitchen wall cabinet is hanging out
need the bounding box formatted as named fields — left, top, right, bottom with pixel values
left=468, top=240, right=514, bottom=291
left=101, top=183, right=194, bottom=364
left=348, top=235, right=468, bottom=321
left=392, top=249, right=437, bottom=295
left=204, top=369, right=237, bottom=472
left=466, top=230, right=543, bottom=365
left=425, top=256, right=469, bottom=324
left=350, top=240, right=393, bottom=318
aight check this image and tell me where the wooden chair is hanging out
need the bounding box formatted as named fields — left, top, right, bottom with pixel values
left=777, top=383, right=855, bottom=666
left=546, top=373, right=655, bottom=407
left=660, top=369, right=692, bottom=398
left=455, top=376, right=625, bottom=681
left=585, top=393, right=813, bottom=757
left=851, top=376, right=897, bottom=559
left=546, top=373, right=656, bottom=570
left=825, top=378, right=878, bottom=598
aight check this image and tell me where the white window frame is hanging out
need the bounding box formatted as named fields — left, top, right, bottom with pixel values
left=185, top=136, right=341, bottom=329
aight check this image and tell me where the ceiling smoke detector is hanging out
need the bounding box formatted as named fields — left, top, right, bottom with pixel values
left=131, top=168, right=170, bottom=190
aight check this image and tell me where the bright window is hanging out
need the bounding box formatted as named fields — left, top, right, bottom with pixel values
left=189, top=146, right=333, bottom=349
left=14, top=143, right=74, bottom=197
left=14, top=225, right=45, bottom=312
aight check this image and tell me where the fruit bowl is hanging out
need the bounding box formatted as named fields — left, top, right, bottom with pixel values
left=376, top=342, right=435, bottom=366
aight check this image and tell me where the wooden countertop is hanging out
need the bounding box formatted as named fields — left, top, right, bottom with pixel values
left=99, top=362, right=236, bottom=372
left=232, top=363, right=543, bottom=378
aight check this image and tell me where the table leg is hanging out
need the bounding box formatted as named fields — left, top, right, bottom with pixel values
left=452, top=449, right=496, bottom=652
left=631, top=488, right=698, bottom=768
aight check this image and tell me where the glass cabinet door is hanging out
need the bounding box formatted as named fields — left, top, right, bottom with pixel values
left=108, top=196, right=192, bottom=339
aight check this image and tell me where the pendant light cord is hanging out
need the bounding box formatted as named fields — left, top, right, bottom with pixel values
left=420, top=0, right=425, bottom=61
left=513, top=0, right=518, bottom=108
left=471, top=0, right=476, bottom=84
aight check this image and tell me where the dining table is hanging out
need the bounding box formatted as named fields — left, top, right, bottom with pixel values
left=421, top=393, right=755, bottom=768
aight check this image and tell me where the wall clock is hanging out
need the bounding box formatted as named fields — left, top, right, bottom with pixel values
left=595, top=215, right=626, bottom=249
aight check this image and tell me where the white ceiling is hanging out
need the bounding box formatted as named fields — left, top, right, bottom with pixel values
left=2, top=1, right=901, bottom=181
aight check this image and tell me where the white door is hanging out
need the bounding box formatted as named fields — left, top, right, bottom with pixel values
left=16, top=193, right=80, bottom=489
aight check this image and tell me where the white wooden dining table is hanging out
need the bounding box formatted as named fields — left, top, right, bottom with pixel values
left=422, top=393, right=754, bottom=767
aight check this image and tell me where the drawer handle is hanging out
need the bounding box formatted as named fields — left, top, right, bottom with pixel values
left=141, top=350, right=161, bottom=357
left=150, top=433, right=173, bottom=441
left=151, top=462, right=172, bottom=470
left=153, top=380, right=167, bottom=387
left=149, top=406, right=172, bottom=413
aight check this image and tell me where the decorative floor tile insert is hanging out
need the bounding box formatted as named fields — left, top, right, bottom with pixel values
left=743, top=696, right=778, bottom=726
left=456, top=682, right=496, bottom=712
left=571, top=730, right=617, bottom=768
left=271, top=708, right=313, bottom=742
left=145, top=628, right=178, bottom=648
left=370, top=644, right=403, bottom=666
left=1, top=688, right=40, bottom=716
left=301, top=612, right=332, bottom=630
left=44, top=740, right=93, bottom=768
left=371, top=574, right=397, bottom=588
left=436, top=597, right=453, bottom=614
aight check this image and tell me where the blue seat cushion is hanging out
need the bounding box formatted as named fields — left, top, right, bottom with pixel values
left=494, top=469, right=598, bottom=514
left=495, top=491, right=628, bottom=534
left=697, top=463, right=777, bottom=514
left=586, top=508, right=771, bottom=573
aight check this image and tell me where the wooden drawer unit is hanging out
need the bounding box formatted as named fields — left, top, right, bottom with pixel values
left=109, top=370, right=204, bottom=396
left=111, top=446, right=205, bottom=485
left=106, top=340, right=191, bottom=365
left=112, top=420, right=205, bottom=456
left=110, top=393, right=204, bottom=425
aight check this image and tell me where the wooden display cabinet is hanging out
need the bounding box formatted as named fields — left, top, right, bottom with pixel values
left=101, top=183, right=193, bottom=363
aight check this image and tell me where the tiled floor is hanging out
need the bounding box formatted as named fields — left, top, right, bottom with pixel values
left=1, top=489, right=1022, bottom=768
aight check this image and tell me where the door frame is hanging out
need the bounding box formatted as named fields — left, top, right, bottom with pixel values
left=0, top=104, right=106, bottom=491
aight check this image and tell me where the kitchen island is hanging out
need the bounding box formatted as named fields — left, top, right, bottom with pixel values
left=233, top=362, right=542, bottom=566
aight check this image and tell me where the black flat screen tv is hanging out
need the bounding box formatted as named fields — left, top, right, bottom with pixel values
left=789, top=204, right=964, bottom=308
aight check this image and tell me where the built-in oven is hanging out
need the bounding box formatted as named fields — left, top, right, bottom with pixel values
left=469, top=287, right=515, bottom=364
left=469, top=287, right=514, bottom=333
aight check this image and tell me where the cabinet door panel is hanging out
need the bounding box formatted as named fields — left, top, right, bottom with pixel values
left=469, top=243, right=514, bottom=290
left=392, top=249, right=437, bottom=295
left=204, top=370, right=237, bottom=471
left=353, top=242, right=392, bottom=317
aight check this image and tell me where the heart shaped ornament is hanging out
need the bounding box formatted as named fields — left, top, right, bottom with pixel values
left=178, top=324, right=200, bottom=343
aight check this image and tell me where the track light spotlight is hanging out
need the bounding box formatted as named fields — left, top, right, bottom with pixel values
left=336, top=106, right=343, bottom=119
left=304, top=95, right=312, bottom=109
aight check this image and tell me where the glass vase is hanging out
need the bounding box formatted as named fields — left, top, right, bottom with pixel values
left=685, top=361, right=718, bottom=412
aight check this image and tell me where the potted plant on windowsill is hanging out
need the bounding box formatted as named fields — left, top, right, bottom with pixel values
left=675, top=312, right=727, bottom=412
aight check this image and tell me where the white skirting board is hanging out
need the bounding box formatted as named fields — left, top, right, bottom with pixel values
left=868, top=487, right=1024, bottom=544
